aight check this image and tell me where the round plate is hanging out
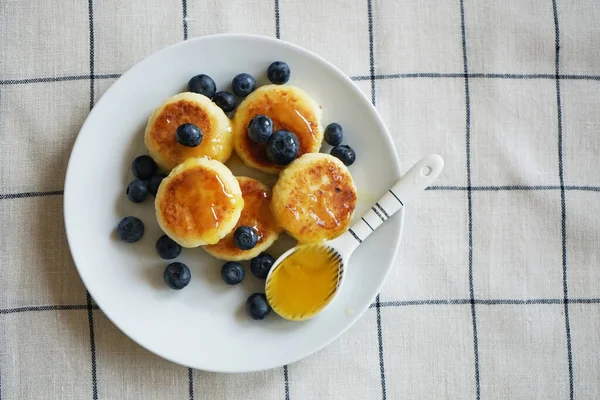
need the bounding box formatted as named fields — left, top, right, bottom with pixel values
left=64, top=34, right=403, bottom=372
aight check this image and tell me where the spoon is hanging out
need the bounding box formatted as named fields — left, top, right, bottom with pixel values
left=265, top=154, right=444, bottom=321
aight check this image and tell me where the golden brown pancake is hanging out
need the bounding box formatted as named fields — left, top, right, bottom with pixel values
left=232, top=85, right=323, bottom=174
left=155, top=158, right=243, bottom=248
left=203, top=177, right=283, bottom=261
left=271, top=153, right=357, bottom=243
left=145, top=92, right=232, bottom=171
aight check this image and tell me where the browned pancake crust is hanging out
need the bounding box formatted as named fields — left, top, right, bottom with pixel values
left=203, top=177, right=282, bottom=260
left=155, top=158, right=243, bottom=247
left=233, top=85, right=323, bottom=174
left=271, top=153, right=357, bottom=243
left=145, top=93, right=232, bottom=170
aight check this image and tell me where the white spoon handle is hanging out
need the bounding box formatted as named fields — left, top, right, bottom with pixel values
left=346, top=154, right=444, bottom=245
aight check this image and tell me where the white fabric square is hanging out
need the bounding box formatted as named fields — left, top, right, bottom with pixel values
left=93, top=0, right=183, bottom=74
left=381, top=304, right=477, bottom=399
left=0, top=311, right=93, bottom=399
left=188, top=0, right=277, bottom=39
left=0, top=0, right=89, bottom=79
left=280, top=0, right=370, bottom=77
left=0, top=81, right=89, bottom=193
left=565, top=191, right=600, bottom=298
left=94, top=311, right=190, bottom=399
left=373, top=0, right=464, bottom=75
left=561, top=80, right=600, bottom=187
left=472, top=190, right=564, bottom=299
left=353, top=79, right=373, bottom=103
left=290, top=310, right=382, bottom=400
left=0, top=196, right=87, bottom=308
left=383, top=190, right=470, bottom=301
left=477, top=304, right=570, bottom=399
left=195, top=367, right=286, bottom=399
left=558, top=2, right=600, bottom=75
left=470, top=78, right=559, bottom=186
left=376, top=77, right=467, bottom=187
left=94, top=77, right=120, bottom=106
left=464, top=0, right=555, bottom=74
left=569, top=304, right=600, bottom=397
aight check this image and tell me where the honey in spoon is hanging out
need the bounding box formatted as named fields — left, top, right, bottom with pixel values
left=265, top=245, right=341, bottom=321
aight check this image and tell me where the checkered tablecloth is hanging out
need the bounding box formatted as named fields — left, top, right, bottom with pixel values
left=2, top=0, right=600, bottom=399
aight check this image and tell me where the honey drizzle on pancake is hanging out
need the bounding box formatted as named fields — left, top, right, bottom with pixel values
left=150, top=100, right=227, bottom=167
left=160, top=167, right=238, bottom=242
left=204, top=177, right=281, bottom=257
left=240, top=94, right=318, bottom=169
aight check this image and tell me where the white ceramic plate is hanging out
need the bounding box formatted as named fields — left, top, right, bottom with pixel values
left=64, top=34, right=403, bottom=372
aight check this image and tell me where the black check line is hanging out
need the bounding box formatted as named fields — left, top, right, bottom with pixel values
left=86, top=292, right=98, bottom=400
left=374, top=294, right=387, bottom=400
left=374, top=299, right=471, bottom=308
left=87, top=2, right=99, bottom=398
left=350, top=72, right=600, bottom=81
left=274, top=0, right=281, bottom=39
left=283, top=365, right=290, bottom=400
left=0, top=190, right=63, bottom=200
left=0, top=73, right=120, bottom=85
left=367, top=0, right=376, bottom=106
left=188, top=368, right=194, bottom=400
left=552, top=1, right=574, bottom=398
left=458, top=1, right=480, bottom=399
left=88, top=0, right=95, bottom=112
left=0, top=304, right=99, bottom=314
left=370, top=298, right=600, bottom=308
left=428, top=185, right=600, bottom=191
left=182, top=0, right=188, bottom=41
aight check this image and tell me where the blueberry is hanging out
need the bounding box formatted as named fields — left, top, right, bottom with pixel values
left=221, top=262, right=245, bottom=285
left=188, top=74, right=217, bottom=98
left=331, top=144, right=356, bottom=166
left=233, top=226, right=258, bottom=250
left=324, top=123, right=344, bottom=146
left=148, top=173, right=167, bottom=197
left=250, top=253, right=275, bottom=279
left=126, top=179, right=149, bottom=203
left=246, top=293, right=271, bottom=320
left=266, top=130, right=299, bottom=165
left=163, top=262, right=191, bottom=290
left=212, top=91, right=237, bottom=113
left=155, top=235, right=182, bottom=260
left=247, top=115, right=273, bottom=143
left=232, top=73, right=256, bottom=98
left=267, top=61, right=291, bottom=85
left=176, top=123, right=203, bottom=147
left=131, top=155, right=157, bottom=180
left=116, top=216, right=144, bottom=243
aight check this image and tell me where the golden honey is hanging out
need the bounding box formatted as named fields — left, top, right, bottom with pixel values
left=203, top=177, right=283, bottom=260
left=157, top=164, right=242, bottom=245
left=266, top=245, right=341, bottom=320
left=232, top=85, right=324, bottom=174
left=145, top=93, right=233, bottom=170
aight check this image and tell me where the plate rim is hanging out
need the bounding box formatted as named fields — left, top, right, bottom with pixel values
left=64, top=33, right=405, bottom=372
